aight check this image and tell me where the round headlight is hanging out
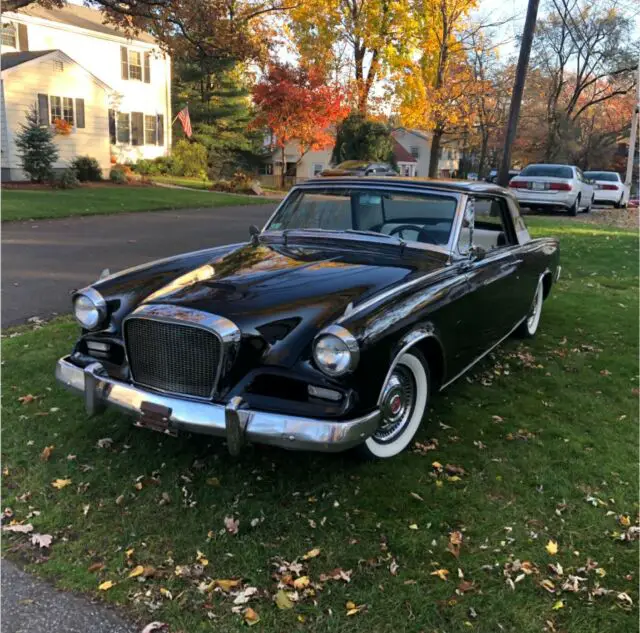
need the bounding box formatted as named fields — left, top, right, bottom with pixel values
left=313, top=326, right=359, bottom=376
left=73, top=289, right=106, bottom=330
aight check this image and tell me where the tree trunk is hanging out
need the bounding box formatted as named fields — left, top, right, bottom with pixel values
left=428, top=129, right=443, bottom=178
left=478, top=130, right=489, bottom=178
left=280, top=145, right=286, bottom=189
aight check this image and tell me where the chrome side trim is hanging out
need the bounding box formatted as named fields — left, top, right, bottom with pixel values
left=376, top=328, right=437, bottom=407
left=72, top=286, right=108, bottom=330
left=439, top=317, right=526, bottom=391
left=123, top=304, right=241, bottom=400
left=313, top=324, right=360, bottom=375
left=55, top=356, right=380, bottom=454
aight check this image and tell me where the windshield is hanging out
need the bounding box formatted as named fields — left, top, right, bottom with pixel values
left=266, top=187, right=458, bottom=246
left=520, top=165, right=574, bottom=179
left=584, top=171, right=620, bottom=182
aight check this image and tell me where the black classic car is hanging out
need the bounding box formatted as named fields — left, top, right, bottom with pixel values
left=56, top=178, right=560, bottom=459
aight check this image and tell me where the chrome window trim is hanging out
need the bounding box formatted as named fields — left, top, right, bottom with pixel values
left=73, top=286, right=108, bottom=330
left=262, top=182, right=462, bottom=254
left=122, top=304, right=241, bottom=400
left=313, top=324, right=360, bottom=376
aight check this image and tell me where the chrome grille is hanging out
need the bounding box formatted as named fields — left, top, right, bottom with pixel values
left=125, top=318, right=222, bottom=398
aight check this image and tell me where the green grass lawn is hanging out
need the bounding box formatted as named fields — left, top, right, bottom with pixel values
left=2, top=187, right=272, bottom=222
left=2, top=218, right=638, bottom=632
left=150, top=175, right=213, bottom=190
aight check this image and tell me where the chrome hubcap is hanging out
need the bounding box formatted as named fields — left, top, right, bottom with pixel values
left=375, top=366, right=416, bottom=443
left=527, top=283, right=543, bottom=332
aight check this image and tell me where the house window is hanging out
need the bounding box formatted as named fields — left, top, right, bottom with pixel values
left=108, top=110, right=116, bottom=144
left=410, top=146, right=419, bottom=159
left=53, top=60, right=64, bottom=72
left=62, top=97, right=74, bottom=124
left=129, top=51, right=142, bottom=81
left=144, top=115, right=157, bottom=145
left=117, top=113, right=130, bottom=143
left=312, top=163, right=323, bottom=176
left=50, top=96, right=62, bottom=123
left=131, top=112, right=143, bottom=145
left=1, top=23, right=16, bottom=47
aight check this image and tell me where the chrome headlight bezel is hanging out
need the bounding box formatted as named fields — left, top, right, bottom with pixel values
left=312, top=325, right=360, bottom=377
left=73, top=287, right=107, bottom=330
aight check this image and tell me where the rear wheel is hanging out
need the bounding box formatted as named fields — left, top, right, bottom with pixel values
left=359, top=352, right=429, bottom=459
left=614, top=195, right=625, bottom=209
left=568, top=195, right=580, bottom=216
left=515, top=278, right=544, bottom=338
left=583, top=195, right=594, bottom=213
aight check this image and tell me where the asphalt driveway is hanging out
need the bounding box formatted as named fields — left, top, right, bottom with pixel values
left=1, top=204, right=276, bottom=326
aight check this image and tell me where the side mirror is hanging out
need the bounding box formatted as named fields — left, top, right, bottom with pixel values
left=469, top=245, right=486, bottom=261
left=249, top=224, right=260, bottom=246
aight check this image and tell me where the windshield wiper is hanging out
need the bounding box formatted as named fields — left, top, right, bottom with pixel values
left=344, top=229, right=397, bottom=239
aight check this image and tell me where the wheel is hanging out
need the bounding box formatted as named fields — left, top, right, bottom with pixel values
left=359, top=352, right=429, bottom=459
left=568, top=195, right=580, bottom=216
left=515, top=278, right=544, bottom=338
left=614, top=195, right=625, bottom=209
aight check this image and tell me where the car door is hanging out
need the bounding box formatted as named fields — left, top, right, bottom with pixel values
left=454, top=196, right=524, bottom=359
left=576, top=168, right=593, bottom=208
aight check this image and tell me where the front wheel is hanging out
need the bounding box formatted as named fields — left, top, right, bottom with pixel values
left=515, top=278, right=544, bottom=338
left=359, top=352, right=429, bottom=459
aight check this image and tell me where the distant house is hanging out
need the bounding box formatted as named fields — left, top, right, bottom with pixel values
left=258, top=127, right=460, bottom=185
left=1, top=5, right=171, bottom=180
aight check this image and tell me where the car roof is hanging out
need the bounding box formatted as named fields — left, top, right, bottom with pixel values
left=523, top=163, right=577, bottom=168
left=298, top=176, right=510, bottom=196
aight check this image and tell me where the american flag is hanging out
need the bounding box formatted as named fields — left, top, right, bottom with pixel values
left=177, top=106, right=192, bottom=138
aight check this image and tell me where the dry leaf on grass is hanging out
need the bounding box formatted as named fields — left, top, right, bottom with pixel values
left=345, top=600, right=365, bottom=616
left=233, top=587, right=258, bottom=605
left=2, top=523, right=34, bottom=533
left=215, top=579, right=241, bottom=592
left=292, top=575, right=310, bottom=590
left=274, top=590, right=294, bottom=609
left=128, top=565, right=145, bottom=578
left=87, top=562, right=105, bottom=573
left=18, top=394, right=38, bottom=405
left=51, top=478, right=72, bottom=490
left=98, top=580, right=115, bottom=591
left=40, top=445, right=54, bottom=461
left=243, top=607, right=260, bottom=626
left=159, top=588, right=172, bottom=600
left=431, top=569, right=449, bottom=581
left=224, top=516, right=239, bottom=535
left=302, top=547, right=321, bottom=560
left=140, top=623, right=167, bottom=633
left=546, top=540, right=559, bottom=556
left=31, top=533, right=52, bottom=548
left=96, top=437, right=113, bottom=449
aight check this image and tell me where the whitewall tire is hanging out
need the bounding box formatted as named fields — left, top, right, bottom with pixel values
left=361, top=352, right=429, bottom=459
left=516, top=278, right=544, bottom=338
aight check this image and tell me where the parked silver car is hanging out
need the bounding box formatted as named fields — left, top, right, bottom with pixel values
left=584, top=171, right=627, bottom=208
left=509, top=164, right=594, bottom=216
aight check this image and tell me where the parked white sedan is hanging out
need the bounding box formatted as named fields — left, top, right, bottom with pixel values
left=584, top=171, right=628, bottom=208
left=509, top=164, right=594, bottom=216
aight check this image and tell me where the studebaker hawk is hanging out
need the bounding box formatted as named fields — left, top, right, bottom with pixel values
left=56, top=178, right=560, bottom=459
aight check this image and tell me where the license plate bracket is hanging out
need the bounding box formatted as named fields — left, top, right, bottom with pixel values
left=136, top=402, right=177, bottom=437
left=531, top=182, right=545, bottom=191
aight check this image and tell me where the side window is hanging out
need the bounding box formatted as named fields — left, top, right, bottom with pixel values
left=458, top=197, right=514, bottom=254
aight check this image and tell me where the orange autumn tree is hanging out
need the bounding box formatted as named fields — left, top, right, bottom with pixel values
left=252, top=63, right=349, bottom=188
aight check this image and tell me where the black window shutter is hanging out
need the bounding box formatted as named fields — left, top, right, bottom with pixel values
left=18, top=23, right=28, bottom=51
left=37, top=93, right=49, bottom=125
left=143, top=52, right=151, bottom=83
left=120, top=46, right=129, bottom=80
left=157, top=114, right=164, bottom=146
left=131, top=112, right=143, bottom=145
left=108, top=109, right=116, bottom=144
left=75, top=98, right=85, bottom=128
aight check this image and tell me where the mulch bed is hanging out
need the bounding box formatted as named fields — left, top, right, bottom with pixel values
left=576, top=206, right=639, bottom=230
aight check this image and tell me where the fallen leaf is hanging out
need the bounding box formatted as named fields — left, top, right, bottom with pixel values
left=302, top=547, right=321, bottom=560
left=196, top=550, right=209, bottom=566
left=345, top=600, right=364, bottom=616
left=408, top=523, right=419, bottom=530
left=595, top=567, right=606, bottom=578
left=96, top=437, right=113, bottom=449
left=410, top=492, right=424, bottom=501
left=546, top=540, right=559, bottom=556
left=115, top=495, right=125, bottom=505
left=445, top=464, right=466, bottom=476
left=159, top=587, right=172, bottom=600
left=233, top=587, right=258, bottom=605
left=293, top=575, right=310, bottom=590
left=40, top=445, right=54, bottom=461
left=389, top=559, right=399, bottom=576
left=206, top=477, right=221, bottom=487
left=432, top=461, right=443, bottom=470
left=87, top=562, right=105, bottom=573
left=18, top=394, right=37, bottom=405
left=224, top=516, right=239, bottom=535
left=140, top=623, right=167, bottom=633
left=244, top=607, right=260, bottom=626
left=128, top=565, right=145, bottom=578
left=619, top=515, right=631, bottom=527
left=431, top=569, right=449, bottom=581
left=458, top=580, right=474, bottom=593
left=82, top=504, right=90, bottom=516
left=98, top=580, right=115, bottom=591
left=215, top=579, right=241, bottom=592
left=31, top=533, right=52, bottom=548
left=51, top=478, right=72, bottom=490
left=275, top=590, right=294, bottom=609
left=540, top=579, right=556, bottom=593
left=2, top=523, right=34, bottom=533
left=552, top=600, right=564, bottom=610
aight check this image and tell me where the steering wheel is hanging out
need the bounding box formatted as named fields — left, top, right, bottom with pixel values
left=388, top=224, right=439, bottom=245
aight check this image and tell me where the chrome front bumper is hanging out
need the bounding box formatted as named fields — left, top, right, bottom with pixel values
left=55, top=356, right=380, bottom=455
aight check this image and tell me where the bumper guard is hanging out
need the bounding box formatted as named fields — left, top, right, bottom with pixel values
left=55, top=356, right=380, bottom=455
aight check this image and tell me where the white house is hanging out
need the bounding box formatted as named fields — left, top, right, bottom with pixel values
left=1, top=4, right=171, bottom=180
left=392, top=128, right=461, bottom=178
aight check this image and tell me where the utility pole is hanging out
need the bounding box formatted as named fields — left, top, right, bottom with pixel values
left=624, top=55, right=640, bottom=201
left=497, top=0, right=541, bottom=187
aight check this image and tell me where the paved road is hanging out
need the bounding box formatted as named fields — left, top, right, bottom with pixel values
left=1, top=204, right=276, bottom=326
left=1, top=560, right=136, bottom=633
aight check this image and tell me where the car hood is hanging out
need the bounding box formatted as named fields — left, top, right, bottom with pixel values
left=139, top=241, right=445, bottom=365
